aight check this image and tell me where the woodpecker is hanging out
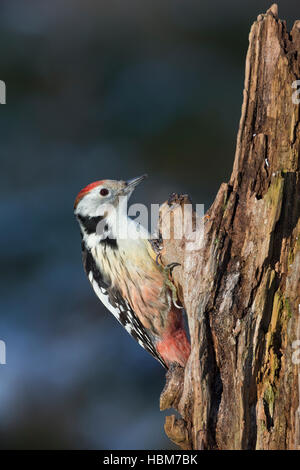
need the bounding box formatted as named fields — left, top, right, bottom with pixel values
left=74, top=175, right=190, bottom=368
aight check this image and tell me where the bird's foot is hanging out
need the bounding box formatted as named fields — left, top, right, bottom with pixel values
left=156, top=252, right=162, bottom=266
left=163, top=262, right=183, bottom=309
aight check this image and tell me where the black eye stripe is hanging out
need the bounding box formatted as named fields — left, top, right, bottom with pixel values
left=100, top=188, right=109, bottom=196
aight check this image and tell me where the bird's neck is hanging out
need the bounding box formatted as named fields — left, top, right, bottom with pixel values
left=79, top=209, right=149, bottom=251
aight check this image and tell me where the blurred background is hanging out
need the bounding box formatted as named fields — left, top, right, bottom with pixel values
left=0, top=0, right=298, bottom=450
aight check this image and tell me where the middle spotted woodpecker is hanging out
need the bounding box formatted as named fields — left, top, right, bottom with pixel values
left=74, top=175, right=190, bottom=368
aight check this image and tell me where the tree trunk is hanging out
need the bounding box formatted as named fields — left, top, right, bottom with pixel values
left=158, top=4, right=300, bottom=450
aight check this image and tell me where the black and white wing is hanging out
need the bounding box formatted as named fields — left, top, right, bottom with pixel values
left=82, top=245, right=167, bottom=368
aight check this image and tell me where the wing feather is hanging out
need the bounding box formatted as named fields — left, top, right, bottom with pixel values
left=82, top=244, right=167, bottom=368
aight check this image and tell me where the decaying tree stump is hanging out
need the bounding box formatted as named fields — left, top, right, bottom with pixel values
left=158, top=4, right=300, bottom=450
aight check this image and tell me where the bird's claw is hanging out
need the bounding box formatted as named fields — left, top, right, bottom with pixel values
left=164, top=262, right=181, bottom=276
left=156, top=253, right=162, bottom=266
left=163, top=262, right=183, bottom=309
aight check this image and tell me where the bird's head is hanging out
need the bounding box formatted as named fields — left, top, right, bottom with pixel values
left=74, top=175, right=147, bottom=218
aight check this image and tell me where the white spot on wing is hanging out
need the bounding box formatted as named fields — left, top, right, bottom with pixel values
left=88, top=271, right=166, bottom=367
left=89, top=272, right=121, bottom=321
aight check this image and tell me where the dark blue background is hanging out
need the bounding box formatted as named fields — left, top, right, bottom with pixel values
left=0, top=0, right=298, bottom=449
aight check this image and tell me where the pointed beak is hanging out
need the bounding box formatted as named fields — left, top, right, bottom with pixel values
left=126, top=174, right=147, bottom=189
left=118, top=174, right=147, bottom=196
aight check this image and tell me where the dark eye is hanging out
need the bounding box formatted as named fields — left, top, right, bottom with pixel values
left=100, top=188, right=109, bottom=196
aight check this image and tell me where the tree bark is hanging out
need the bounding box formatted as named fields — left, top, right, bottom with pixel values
left=158, top=4, right=300, bottom=450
